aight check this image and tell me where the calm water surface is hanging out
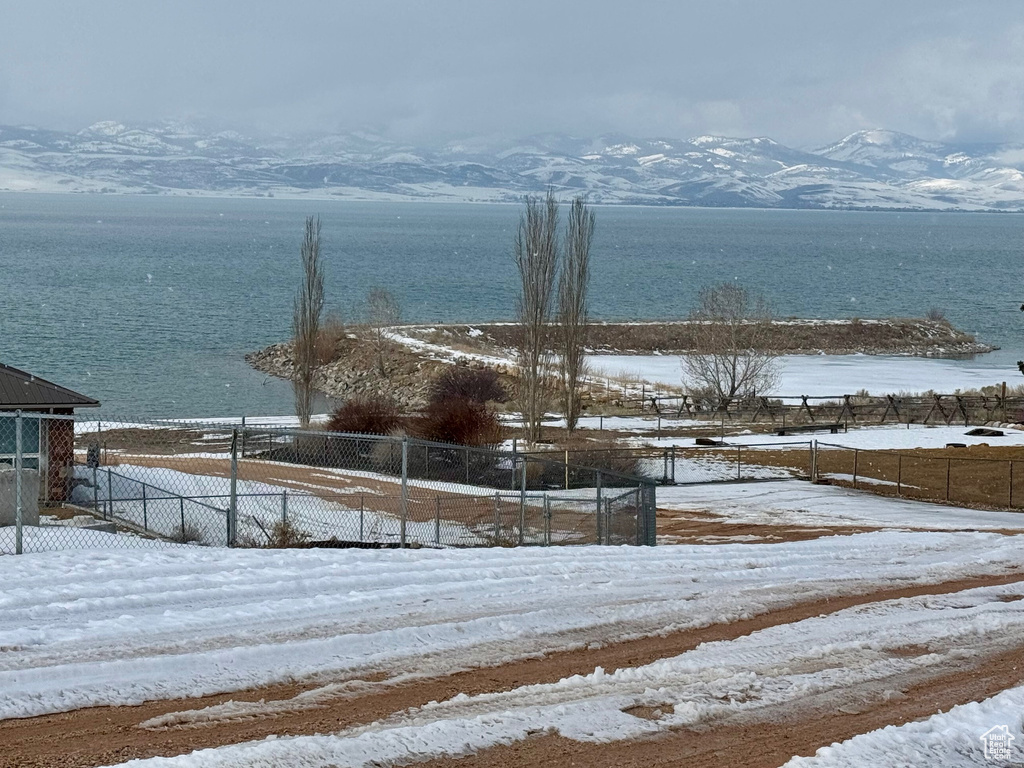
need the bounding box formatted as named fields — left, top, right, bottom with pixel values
left=0, top=194, right=1021, bottom=416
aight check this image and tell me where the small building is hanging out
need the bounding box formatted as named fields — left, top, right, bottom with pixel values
left=0, top=364, right=100, bottom=504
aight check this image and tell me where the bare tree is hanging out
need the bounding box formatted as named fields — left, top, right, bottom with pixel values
left=514, top=192, right=560, bottom=445
left=366, top=287, right=401, bottom=377
left=681, top=283, right=779, bottom=408
left=558, top=196, right=594, bottom=435
left=292, top=215, right=325, bottom=428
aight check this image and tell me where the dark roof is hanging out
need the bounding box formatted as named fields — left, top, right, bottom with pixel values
left=0, top=364, right=100, bottom=410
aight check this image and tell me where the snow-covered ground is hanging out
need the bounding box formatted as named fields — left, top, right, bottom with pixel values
left=0, top=525, right=184, bottom=553
left=784, top=684, right=1024, bottom=767
left=40, top=564, right=1024, bottom=767
left=592, top=354, right=1009, bottom=396
left=660, top=480, right=1024, bottom=531
left=69, top=463, right=495, bottom=548
left=610, top=422, right=1024, bottom=451
left=2, top=532, right=1022, bottom=726
left=73, top=414, right=332, bottom=436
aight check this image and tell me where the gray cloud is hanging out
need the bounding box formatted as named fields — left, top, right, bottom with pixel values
left=1, top=0, right=1021, bottom=146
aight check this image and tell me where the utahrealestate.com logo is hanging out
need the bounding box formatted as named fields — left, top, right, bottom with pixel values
left=981, top=725, right=1015, bottom=761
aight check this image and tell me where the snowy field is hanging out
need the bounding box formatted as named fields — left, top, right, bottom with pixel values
left=104, top=581, right=1024, bottom=767
left=2, top=533, right=1021, bottom=722
left=660, top=480, right=1024, bottom=531
left=4, top=534, right=1024, bottom=766
left=70, top=463, right=490, bottom=548
left=608, top=422, right=1024, bottom=451
left=592, top=353, right=1009, bottom=396
left=784, top=684, right=1024, bottom=767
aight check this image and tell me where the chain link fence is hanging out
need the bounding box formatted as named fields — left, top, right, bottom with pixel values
left=814, top=441, right=1024, bottom=510
left=1, top=412, right=657, bottom=555
left=522, top=442, right=813, bottom=485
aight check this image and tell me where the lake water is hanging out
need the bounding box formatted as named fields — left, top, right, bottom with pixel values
left=0, top=194, right=1021, bottom=416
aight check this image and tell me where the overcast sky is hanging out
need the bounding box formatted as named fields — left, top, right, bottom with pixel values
left=1, top=1, right=1022, bottom=148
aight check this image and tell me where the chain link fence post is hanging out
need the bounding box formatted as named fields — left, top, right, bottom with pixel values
left=15, top=410, right=23, bottom=555
left=595, top=470, right=603, bottom=545
left=400, top=437, right=408, bottom=548
left=228, top=428, right=238, bottom=546
left=543, top=493, right=551, bottom=546
left=635, top=487, right=642, bottom=546
left=435, top=496, right=441, bottom=546
left=519, top=457, right=527, bottom=546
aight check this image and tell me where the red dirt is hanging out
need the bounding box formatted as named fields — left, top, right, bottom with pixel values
left=3, top=571, right=1024, bottom=768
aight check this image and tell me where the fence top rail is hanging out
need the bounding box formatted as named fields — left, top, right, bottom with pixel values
left=63, top=418, right=657, bottom=492
left=520, top=440, right=813, bottom=456
left=634, top=392, right=1023, bottom=403
left=95, top=464, right=230, bottom=514
left=816, top=442, right=1020, bottom=463
left=241, top=425, right=657, bottom=489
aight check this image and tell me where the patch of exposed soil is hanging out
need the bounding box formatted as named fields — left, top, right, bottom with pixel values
left=413, top=641, right=1024, bottom=768
left=656, top=508, right=881, bottom=544
left=3, top=572, right=1024, bottom=768
left=405, top=317, right=991, bottom=357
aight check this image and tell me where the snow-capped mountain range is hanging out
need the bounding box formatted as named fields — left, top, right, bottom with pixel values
left=2, top=121, right=1024, bottom=211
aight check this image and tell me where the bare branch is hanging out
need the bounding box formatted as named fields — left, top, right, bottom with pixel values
left=680, top=283, right=779, bottom=409
left=365, top=288, right=401, bottom=377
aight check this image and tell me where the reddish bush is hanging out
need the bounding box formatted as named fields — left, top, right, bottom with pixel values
left=429, top=366, right=508, bottom=405
left=326, top=395, right=402, bottom=435
left=416, top=397, right=504, bottom=448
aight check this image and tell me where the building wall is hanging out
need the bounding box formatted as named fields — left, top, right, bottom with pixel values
left=0, top=409, right=77, bottom=504
left=46, top=416, right=75, bottom=503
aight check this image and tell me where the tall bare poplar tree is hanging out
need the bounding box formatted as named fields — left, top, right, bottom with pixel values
left=514, top=192, right=560, bottom=445
left=292, top=215, right=325, bottom=428
left=558, top=196, right=594, bottom=435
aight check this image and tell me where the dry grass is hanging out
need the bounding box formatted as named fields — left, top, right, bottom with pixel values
left=737, top=444, right=1024, bottom=511
left=401, top=318, right=983, bottom=356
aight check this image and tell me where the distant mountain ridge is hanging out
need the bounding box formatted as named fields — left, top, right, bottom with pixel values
left=2, top=121, right=1023, bottom=211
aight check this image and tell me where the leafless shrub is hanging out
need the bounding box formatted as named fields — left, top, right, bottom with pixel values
left=264, top=519, right=311, bottom=548
left=681, top=283, right=779, bottom=407
left=415, top=398, right=504, bottom=448
left=558, top=196, right=594, bottom=436
left=926, top=307, right=947, bottom=322
left=173, top=522, right=206, bottom=545
left=430, top=366, right=508, bottom=405
left=514, top=192, right=560, bottom=445
left=292, top=215, right=325, bottom=428
left=327, top=395, right=402, bottom=435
